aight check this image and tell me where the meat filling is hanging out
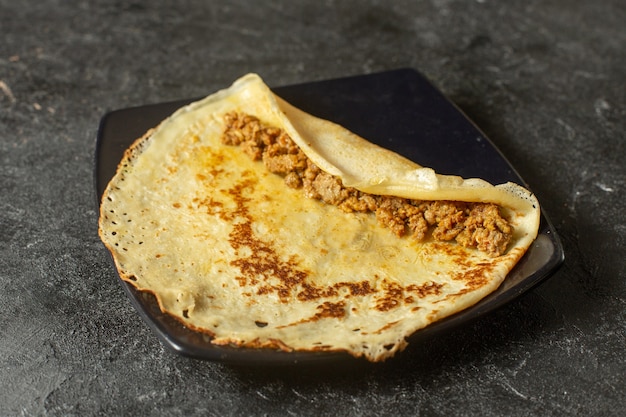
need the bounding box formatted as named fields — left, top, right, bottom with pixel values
left=222, top=112, right=512, bottom=256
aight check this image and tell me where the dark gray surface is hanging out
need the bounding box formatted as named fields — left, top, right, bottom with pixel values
left=1, top=0, right=624, bottom=415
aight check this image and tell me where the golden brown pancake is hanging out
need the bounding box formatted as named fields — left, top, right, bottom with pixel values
left=98, top=74, right=540, bottom=361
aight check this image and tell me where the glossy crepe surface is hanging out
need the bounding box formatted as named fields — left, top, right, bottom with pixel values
left=98, top=74, right=540, bottom=361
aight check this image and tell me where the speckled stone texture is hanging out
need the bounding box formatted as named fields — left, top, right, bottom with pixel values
left=1, top=0, right=624, bottom=415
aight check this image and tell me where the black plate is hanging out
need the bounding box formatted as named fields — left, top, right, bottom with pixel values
left=94, top=68, right=564, bottom=364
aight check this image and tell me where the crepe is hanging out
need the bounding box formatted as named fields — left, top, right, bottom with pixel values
left=98, top=74, right=540, bottom=361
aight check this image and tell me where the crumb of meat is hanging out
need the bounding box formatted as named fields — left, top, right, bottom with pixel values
left=455, top=204, right=512, bottom=256
left=222, top=112, right=513, bottom=256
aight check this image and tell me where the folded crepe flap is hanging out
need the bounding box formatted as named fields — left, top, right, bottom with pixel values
left=162, top=73, right=539, bottom=233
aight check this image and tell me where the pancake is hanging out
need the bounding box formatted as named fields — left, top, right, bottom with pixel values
left=98, top=74, right=540, bottom=361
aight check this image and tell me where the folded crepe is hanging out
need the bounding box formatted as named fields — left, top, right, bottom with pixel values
left=98, top=74, right=540, bottom=361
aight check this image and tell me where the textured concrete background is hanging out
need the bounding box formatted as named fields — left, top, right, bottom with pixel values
left=1, top=0, right=625, bottom=415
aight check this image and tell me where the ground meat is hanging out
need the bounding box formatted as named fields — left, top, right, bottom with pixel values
left=310, top=172, right=350, bottom=205
left=221, top=112, right=513, bottom=256
left=455, top=204, right=512, bottom=256
left=263, top=153, right=308, bottom=175
left=283, top=171, right=302, bottom=188
left=338, top=192, right=378, bottom=213
left=374, top=197, right=409, bottom=237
